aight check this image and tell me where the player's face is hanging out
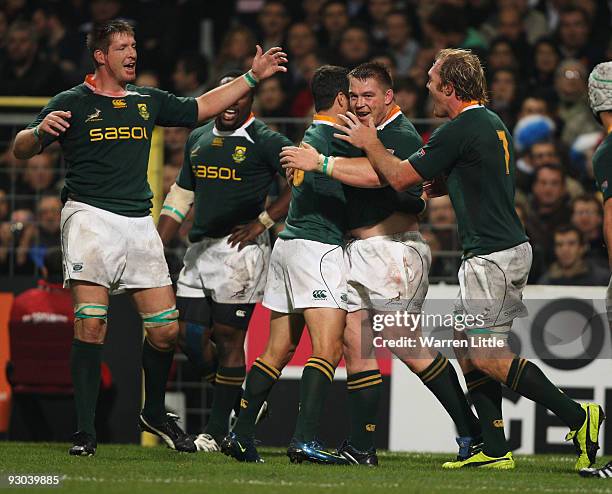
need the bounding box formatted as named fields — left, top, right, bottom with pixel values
left=216, top=76, right=253, bottom=130
left=349, top=76, right=392, bottom=126
left=103, top=32, right=137, bottom=83
left=426, top=61, right=449, bottom=118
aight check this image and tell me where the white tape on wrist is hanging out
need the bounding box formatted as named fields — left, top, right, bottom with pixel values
left=160, top=183, right=194, bottom=223
left=258, top=210, right=275, bottom=230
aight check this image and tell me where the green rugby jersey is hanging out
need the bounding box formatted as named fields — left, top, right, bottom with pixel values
left=27, top=75, right=198, bottom=217
left=593, top=131, right=612, bottom=202
left=178, top=114, right=291, bottom=241
left=279, top=115, right=358, bottom=245
left=409, top=105, right=528, bottom=257
left=343, top=106, right=425, bottom=230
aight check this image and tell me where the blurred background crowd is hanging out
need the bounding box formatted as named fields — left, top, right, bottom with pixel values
left=1, top=0, right=612, bottom=285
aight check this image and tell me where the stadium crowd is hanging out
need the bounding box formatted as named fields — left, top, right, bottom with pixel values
left=1, top=0, right=611, bottom=284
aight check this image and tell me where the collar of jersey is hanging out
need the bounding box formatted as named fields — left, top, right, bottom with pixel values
left=213, top=112, right=256, bottom=142
left=376, top=105, right=402, bottom=130
left=459, top=100, right=484, bottom=114
left=313, top=114, right=339, bottom=126
left=83, top=74, right=149, bottom=98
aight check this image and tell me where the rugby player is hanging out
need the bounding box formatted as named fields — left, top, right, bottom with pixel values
left=221, top=65, right=353, bottom=464
left=308, top=48, right=604, bottom=471
left=579, top=61, right=612, bottom=479
left=13, top=19, right=287, bottom=456
left=282, top=62, right=482, bottom=466
left=157, top=70, right=292, bottom=452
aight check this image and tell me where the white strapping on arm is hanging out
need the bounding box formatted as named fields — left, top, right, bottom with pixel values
left=160, top=183, right=195, bottom=223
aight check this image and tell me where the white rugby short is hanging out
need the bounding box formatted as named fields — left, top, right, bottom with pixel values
left=455, top=241, right=532, bottom=330
left=262, top=237, right=348, bottom=313
left=345, top=231, right=431, bottom=313
left=176, top=231, right=270, bottom=303
left=60, top=200, right=170, bottom=294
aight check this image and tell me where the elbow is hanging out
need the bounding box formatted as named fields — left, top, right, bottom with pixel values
left=13, top=134, right=33, bottom=160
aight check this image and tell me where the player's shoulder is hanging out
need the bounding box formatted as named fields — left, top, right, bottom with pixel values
left=302, top=123, right=332, bottom=152
left=125, top=84, right=163, bottom=98
left=249, top=118, right=292, bottom=144
left=48, top=84, right=89, bottom=106
left=593, top=133, right=612, bottom=169
left=187, top=120, right=213, bottom=142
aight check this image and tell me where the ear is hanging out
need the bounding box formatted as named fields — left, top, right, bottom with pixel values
left=93, top=48, right=106, bottom=67
left=384, top=88, right=394, bottom=105
left=444, top=84, right=454, bottom=97
left=336, top=92, right=347, bottom=110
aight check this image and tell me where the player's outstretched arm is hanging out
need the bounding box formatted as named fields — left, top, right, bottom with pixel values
left=279, top=143, right=383, bottom=188
left=13, top=110, right=72, bottom=159
left=334, top=112, right=424, bottom=191
left=195, top=45, right=287, bottom=122
left=157, top=183, right=194, bottom=245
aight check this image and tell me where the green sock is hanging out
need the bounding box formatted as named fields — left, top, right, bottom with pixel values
left=346, top=370, right=382, bottom=451
left=205, top=366, right=246, bottom=440
left=233, top=358, right=280, bottom=438
left=70, top=339, right=103, bottom=437
left=507, top=358, right=585, bottom=429
left=293, top=357, right=335, bottom=442
left=142, top=338, right=174, bottom=423
left=465, top=370, right=508, bottom=457
left=183, top=322, right=218, bottom=383
left=417, top=354, right=481, bottom=438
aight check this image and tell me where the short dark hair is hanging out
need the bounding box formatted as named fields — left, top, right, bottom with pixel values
left=87, top=19, right=134, bottom=67
left=571, top=194, right=603, bottom=216
left=321, top=0, right=347, bottom=16
left=428, top=4, right=467, bottom=35
left=349, top=61, right=393, bottom=90
left=311, top=65, right=349, bottom=112
left=554, top=224, right=584, bottom=245
left=535, top=163, right=566, bottom=180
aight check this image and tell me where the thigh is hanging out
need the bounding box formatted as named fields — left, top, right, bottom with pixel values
left=211, top=301, right=256, bottom=330
left=61, top=201, right=125, bottom=290
left=303, top=307, right=346, bottom=360
left=344, top=309, right=378, bottom=374
left=177, top=296, right=213, bottom=328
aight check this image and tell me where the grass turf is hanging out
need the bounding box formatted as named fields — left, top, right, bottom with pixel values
left=0, top=443, right=611, bottom=494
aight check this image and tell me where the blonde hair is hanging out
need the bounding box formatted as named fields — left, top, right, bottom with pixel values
left=435, top=48, right=489, bottom=104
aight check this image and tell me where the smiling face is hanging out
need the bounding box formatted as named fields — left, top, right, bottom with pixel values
left=215, top=76, right=253, bottom=130
left=348, top=76, right=393, bottom=126
left=96, top=32, right=137, bottom=84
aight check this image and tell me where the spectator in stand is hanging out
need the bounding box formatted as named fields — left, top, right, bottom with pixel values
left=255, top=75, right=289, bottom=120
left=370, top=52, right=398, bottom=82
left=0, top=20, right=64, bottom=96
left=528, top=38, right=562, bottom=99
left=489, top=68, right=520, bottom=130
left=135, top=70, right=160, bottom=88
left=16, top=153, right=57, bottom=211
left=163, top=127, right=190, bottom=169
left=500, top=0, right=549, bottom=44
left=212, top=26, right=256, bottom=82
left=487, top=37, right=519, bottom=74
left=31, top=6, right=82, bottom=85
left=526, top=164, right=573, bottom=266
left=385, top=9, right=419, bottom=77
left=367, top=0, right=394, bottom=48
left=394, top=77, right=421, bottom=120
left=336, top=25, right=371, bottom=69
left=288, top=52, right=320, bottom=119
left=426, top=4, right=487, bottom=56
left=286, top=22, right=318, bottom=86
left=172, top=53, right=209, bottom=98
left=557, top=5, right=603, bottom=70
left=257, top=0, right=291, bottom=51
left=302, top=0, right=325, bottom=28
left=318, top=0, right=350, bottom=50
left=493, top=8, right=532, bottom=73
left=0, top=208, right=36, bottom=275
left=555, top=59, right=600, bottom=147
left=21, top=195, right=62, bottom=269
left=571, top=194, right=607, bottom=266
left=539, top=225, right=609, bottom=285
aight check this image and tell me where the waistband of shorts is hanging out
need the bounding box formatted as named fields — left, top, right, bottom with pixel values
left=350, top=231, right=425, bottom=244
left=64, top=199, right=152, bottom=223
left=194, top=229, right=270, bottom=247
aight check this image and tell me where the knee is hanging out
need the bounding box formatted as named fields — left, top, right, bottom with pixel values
left=262, top=341, right=296, bottom=370
left=214, top=328, right=246, bottom=362
left=75, top=318, right=106, bottom=344
left=469, top=357, right=496, bottom=376
left=146, top=323, right=179, bottom=351
left=312, top=339, right=343, bottom=367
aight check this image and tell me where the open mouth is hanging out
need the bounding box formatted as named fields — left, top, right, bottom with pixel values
left=124, top=62, right=136, bottom=72
left=222, top=108, right=239, bottom=120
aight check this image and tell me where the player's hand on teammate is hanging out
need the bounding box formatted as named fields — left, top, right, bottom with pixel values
left=280, top=142, right=319, bottom=174
left=37, top=111, right=71, bottom=137
left=251, top=45, right=288, bottom=80
left=228, top=221, right=266, bottom=251
left=423, top=176, right=449, bottom=198
left=333, top=112, right=378, bottom=149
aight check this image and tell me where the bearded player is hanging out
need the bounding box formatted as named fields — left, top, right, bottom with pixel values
left=13, top=19, right=287, bottom=456
left=157, top=70, right=291, bottom=452
left=281, top=62, right=482, bottom=466
left=310, top=48, right=603, bottom=471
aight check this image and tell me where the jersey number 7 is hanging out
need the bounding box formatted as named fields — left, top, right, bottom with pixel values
left=496, top=130, right=510, bottom=175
